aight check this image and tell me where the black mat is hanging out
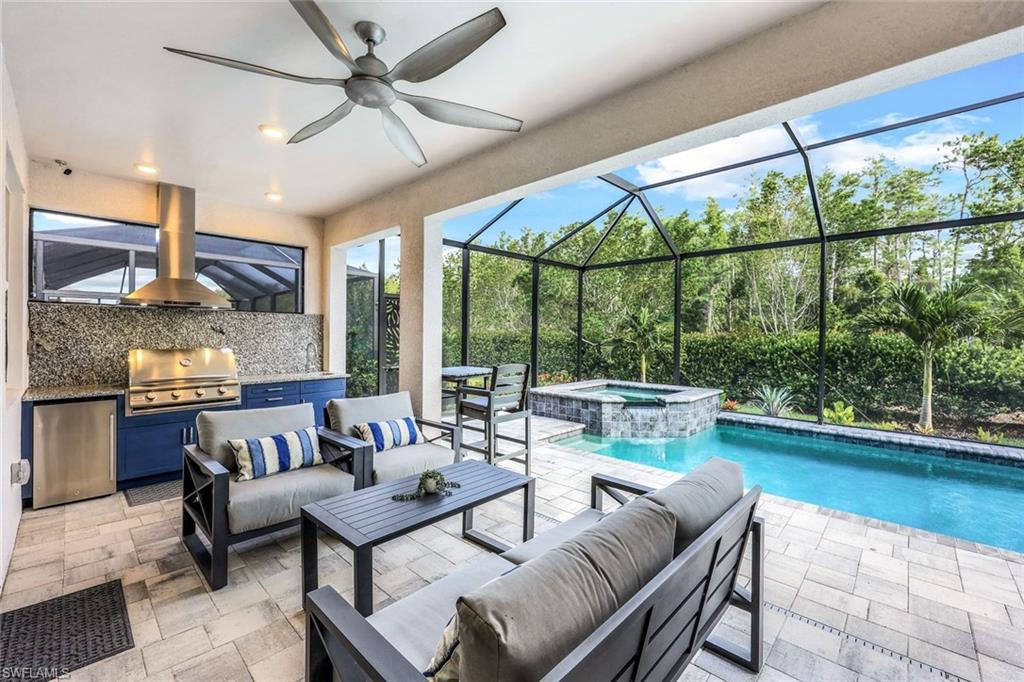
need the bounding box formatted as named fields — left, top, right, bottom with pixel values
left=0, top=580, right=134, bottom=680
left=124, top=478, right=182, bottom=507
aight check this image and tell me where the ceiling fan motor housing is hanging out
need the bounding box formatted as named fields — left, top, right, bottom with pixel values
left=345, top=76, right=396, bottom=108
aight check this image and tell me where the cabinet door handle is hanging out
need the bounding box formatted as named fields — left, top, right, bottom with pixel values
left=109, top=413, right=116, bottom=481
left=266, top=387, right=284, bottom=392
left=181, top=427, right=186, bottom=445
left=265, top=397, right=284, bottom=403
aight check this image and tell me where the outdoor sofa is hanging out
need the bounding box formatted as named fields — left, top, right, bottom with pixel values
left=304, top=457, right=764, bottom=681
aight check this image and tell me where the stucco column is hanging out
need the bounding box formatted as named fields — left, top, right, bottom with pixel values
left=399, top=214, right=443, bottom=419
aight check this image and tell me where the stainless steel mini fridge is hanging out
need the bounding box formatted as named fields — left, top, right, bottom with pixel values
left=33, top=399, right=117, bottom=508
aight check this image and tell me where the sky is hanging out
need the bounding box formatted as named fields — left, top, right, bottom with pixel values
left=444, top=52, right=1024, bottom=250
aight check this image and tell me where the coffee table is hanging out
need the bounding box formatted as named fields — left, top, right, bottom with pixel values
left=300, top=460, right=535, bottom=616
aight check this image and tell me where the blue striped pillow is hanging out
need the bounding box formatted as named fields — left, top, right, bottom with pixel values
left=229, top=427, right=323, bottom=481
left=354, top=417, right=424, bottom=453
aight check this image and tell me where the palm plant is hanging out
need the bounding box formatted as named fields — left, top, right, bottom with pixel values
left=753, top=386, right=796, bottom=417
left=612, top=307, right=664, bottom=383
left=862, top=281, right=986, bottom=431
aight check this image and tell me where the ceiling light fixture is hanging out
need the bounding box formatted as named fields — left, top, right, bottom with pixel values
left=265, top=192, right=283, bottom=202
left=258, top=124, right=285, bottom=139
left=133, top=163, right=159, bottom=175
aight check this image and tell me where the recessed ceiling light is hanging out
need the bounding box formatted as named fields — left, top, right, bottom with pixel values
left=258, top=124, right=285, bottom=140
left=265, top=192, right=283, bottom=202
left=133, top=163, right=159, bottom=175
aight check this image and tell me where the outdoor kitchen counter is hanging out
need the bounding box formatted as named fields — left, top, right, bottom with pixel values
left=22, top=372, right=349, bottom=402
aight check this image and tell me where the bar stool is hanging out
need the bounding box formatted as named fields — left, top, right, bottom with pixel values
left=455, top=363, right=531, bottom=474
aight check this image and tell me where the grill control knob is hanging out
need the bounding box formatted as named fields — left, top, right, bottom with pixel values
left=218, top=386, right=229, bottom=395
left=171, top=390, right=182, bottom=399
left=195, top=388, right=206, bottom=397
left=145, top=392, right=157, bottom=402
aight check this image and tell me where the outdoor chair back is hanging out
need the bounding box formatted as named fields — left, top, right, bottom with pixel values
left=488, top=362, right=530, bottom=411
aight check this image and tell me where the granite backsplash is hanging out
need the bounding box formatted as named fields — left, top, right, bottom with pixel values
left=29, top=302, right=323, bottom=387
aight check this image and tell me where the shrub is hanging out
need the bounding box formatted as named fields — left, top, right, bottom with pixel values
left=753, top=386, right=796, bottom=417
left=721, top=399, right=739, bottom=411
left=823, top=401, right=856, bottom=425
left=451, top=329, right=1024, bottom=422
left=976, top=427, right=1004, bottom=444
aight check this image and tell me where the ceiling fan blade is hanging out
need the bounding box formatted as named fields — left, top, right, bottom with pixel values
left=288, top=100, right=356, bottom=144
left=381, top=108, right=426, bottom=167
left=395, top=91, right=521, bottom=132
left=164, top=47, right=345, bottom=86
left=387, top=8, right=506, bottom=83
left=289, top=1, right=358, bottom=71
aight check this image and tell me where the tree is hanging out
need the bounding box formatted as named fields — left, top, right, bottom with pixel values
left=861, top=282, right=987, bottom=430
left=611, top=306, right=665, bottom=383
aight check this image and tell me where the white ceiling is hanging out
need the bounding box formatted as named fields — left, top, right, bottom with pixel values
left=4, top=1, right=820, bottom=217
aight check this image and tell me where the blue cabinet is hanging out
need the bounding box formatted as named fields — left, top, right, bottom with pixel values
left=303, top=392, right=336, bottom=427
left=120, top=421, right=194, bottom=481
left=298, top=378, right=347, bottom=428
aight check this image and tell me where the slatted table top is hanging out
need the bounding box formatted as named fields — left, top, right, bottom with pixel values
left=303, top=460, right=532, bottom=548
left=441, top=365, right=492, bottom=380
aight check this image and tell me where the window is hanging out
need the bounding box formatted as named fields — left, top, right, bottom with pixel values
left=29, top=209, right=304, bottom=312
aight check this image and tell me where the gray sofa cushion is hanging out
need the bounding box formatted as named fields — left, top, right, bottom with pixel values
left=648, top=456, right=744, bottom=554
left=227, top=464, right=353, bottom=534
left=500, top=508, right=605, bottom=565
left=374, top=442, right=455, bottom=483
left=327, top=392, right=415, bottom=437
left=367, top=554, right=516, bottom=671
left=197, top=403, right=315, bottom=470
left=456, top=496, right=675, bottom=681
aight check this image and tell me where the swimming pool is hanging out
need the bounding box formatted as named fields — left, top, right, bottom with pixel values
left=561, top=425, right=1024, bottom=552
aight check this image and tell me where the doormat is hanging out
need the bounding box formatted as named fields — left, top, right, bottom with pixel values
left=0, top=580, right=134, bottom=681
left=124, top=479, right=182, bottom=507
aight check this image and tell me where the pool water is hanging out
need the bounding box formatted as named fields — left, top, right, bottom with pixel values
left=561, top=425, right=1024, bottom=552
left=577, top=386, right=674, bottom=402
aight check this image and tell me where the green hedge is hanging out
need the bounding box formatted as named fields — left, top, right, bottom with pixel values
left=447, top=329, right=1024, bottom=419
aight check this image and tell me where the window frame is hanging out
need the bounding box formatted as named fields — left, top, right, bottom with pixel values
left=28, top=207, right=306, bottom=314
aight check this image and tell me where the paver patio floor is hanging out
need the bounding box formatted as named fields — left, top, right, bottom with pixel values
left=3, top=420, right=1022, bottom=681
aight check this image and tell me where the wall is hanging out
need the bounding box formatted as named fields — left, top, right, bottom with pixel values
left=322, top=2, right=1024, bottom=418
left=28, top=302, right=322, bottom=386
left=27, top=161, right=325, bottom=316
left=2, top=50, right=30, bottom=588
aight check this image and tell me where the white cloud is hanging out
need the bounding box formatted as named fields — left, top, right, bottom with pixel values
left=635, top=123, right=815, bottom=200
left=637, top=116, right=969, bottom=200
left=865, top=112, right=907, bottom=127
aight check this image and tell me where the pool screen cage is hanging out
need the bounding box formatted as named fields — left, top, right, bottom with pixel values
left=443, top=90, right=1024, bottom=430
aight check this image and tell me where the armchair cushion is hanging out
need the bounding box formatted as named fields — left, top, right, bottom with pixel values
left=456, top=496, right=676, bottom=681
left=227, top=464, right=353, bottom=534
left=230, top=427, right=323, bottom=481
left=648, top=456, right=744, bottom=555
left=198, top=403, right=316, bottom=471
left=327, top=392, right=415, bottom=437
left=373, top=442, right=455, bottom=484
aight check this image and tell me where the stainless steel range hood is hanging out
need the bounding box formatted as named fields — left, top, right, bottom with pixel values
left=122, top=183, right=232, bottom=309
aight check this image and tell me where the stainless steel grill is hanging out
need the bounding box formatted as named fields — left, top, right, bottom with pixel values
left=127, top=347, right=241, bottom=416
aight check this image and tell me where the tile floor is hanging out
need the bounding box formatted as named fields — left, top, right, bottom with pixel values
left=2, top=421, right=1023, bottom=682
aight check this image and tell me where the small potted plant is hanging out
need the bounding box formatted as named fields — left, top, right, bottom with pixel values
left=393, top=470, right=461, bottom=501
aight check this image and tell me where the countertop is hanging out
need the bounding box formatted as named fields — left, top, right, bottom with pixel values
left=21, top=371, right=349, bottom=402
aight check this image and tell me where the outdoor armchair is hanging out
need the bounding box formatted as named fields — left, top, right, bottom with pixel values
left=182, top=402, right=372, bottom=590
left=325, top=391, right=461, bottom=484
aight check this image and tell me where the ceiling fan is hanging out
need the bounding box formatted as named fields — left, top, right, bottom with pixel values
left=165, top=1, right=522, bottom=167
